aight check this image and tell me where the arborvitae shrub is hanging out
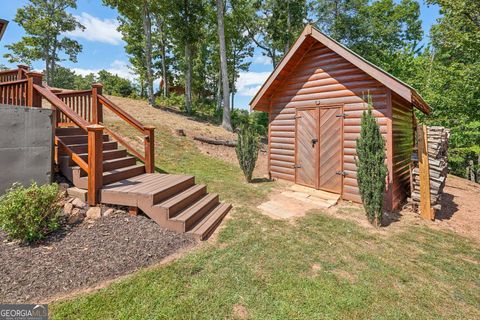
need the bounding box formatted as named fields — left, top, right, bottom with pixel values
left=236, top=123, right=260, bottom=182
left=356, top=98, right=388, bottom=226
left=0, top=182, right=62, bottom=243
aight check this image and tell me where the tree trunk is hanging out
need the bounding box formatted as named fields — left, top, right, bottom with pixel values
left=142, top=1, right=155, bottom=106
left=184, top=42, right=193, bottom=113
left=216, top=67, right=222, bottom=113
left=216, top=0, right=232, bottom=131
left=285, top=0, right=291, bottom=54
left=157, top=16, right=169, bottom=98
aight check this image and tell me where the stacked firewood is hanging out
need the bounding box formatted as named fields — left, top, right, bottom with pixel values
left=409, top=126, right=450, bottom=212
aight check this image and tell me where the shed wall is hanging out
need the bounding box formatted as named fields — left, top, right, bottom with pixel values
left=268, top=42, right=390, bottom=204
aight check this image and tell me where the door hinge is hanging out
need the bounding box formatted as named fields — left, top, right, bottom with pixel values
left=336, top=113, right=348, bottom=118
left=294, top=116, right=302, bottom=119
left=293, top=164, right=302, bottom=168
left=336, top=170, right=347, bottom=176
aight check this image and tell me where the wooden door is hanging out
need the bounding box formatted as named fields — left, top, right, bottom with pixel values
left=295, top=108, right=319, bottom=188
left=319, top=107, right=343, bottom=193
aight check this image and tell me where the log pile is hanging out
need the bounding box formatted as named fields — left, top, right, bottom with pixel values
left=409, top=126, right=450, bottom=212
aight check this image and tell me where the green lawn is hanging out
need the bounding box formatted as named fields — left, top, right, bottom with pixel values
left=51, top=121, right=480, bottom=319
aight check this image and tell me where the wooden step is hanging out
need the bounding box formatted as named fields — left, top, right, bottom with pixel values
left=58, top=134, right=109, bottom=145
left=68, top=141, right=118, bottom=154
left=154, top=184, right=207, bottom=218
left=75, top=156, right=137, bottom=177
left=188, top=203, right=232, bottom=240
left=76, top=164, right=145, bottom=189
left=173, top=193, right=219, bottom=230
left=102, top=164, right=146, bottom=185
left=140, top=175, right=195, bottom=204
left=55, top=127, right=86, bottom=136
left=78, top=149, right=127, bottom=161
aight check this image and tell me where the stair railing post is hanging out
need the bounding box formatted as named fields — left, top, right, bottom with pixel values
left=91, top=83, right=103, bottom=124
left=17, top=64, right=29, bottom=80
left=144, top=126, right=155, bottom=173
left=25, top=72, right=43, bottom=108
left=87, top=124, right=104, bottom=206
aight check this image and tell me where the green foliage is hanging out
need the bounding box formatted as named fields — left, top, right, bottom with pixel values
left=97, top=70, right=135, bottom=97
left=0, top=182, right=62, bottom=243
left=236, top=122, right=260, bottom=182
left=232, top=109, right=268, bottom=136
left=356, top=100, right=388, bottom=226
left=4, top=0, right=84, bottom=85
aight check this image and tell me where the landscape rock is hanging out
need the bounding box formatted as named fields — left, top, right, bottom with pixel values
left=63, top=202, right=74, bottom=215
left=86, top=207, right=102, bottom=220
left=102, top=208, right=115, bottom=217
left=68, top=208, right=85, bottom=224
left=114, top=209, right=126, bottom=215
left=72, top=198, right=86, bottom=209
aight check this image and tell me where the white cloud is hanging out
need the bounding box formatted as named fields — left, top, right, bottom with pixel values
left=236, top=71, right=271, bottom=97
left=72, top=60, right=135, bottom=81
left=67, top=12, right=123, bottom=45
left=252, top=55, right=272, bottom=65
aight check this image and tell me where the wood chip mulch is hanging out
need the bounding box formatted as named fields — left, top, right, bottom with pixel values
left=0, top=214, right=197, bottom=303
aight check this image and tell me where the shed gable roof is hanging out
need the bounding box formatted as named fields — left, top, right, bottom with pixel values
left=250, top=25, right=430, bottom=114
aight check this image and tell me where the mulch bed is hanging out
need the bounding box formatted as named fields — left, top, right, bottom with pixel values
left=0, top=214, right=197, bottom=303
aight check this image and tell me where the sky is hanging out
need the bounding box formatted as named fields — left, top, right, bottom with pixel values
left=0, top=0, right=440, bottom=110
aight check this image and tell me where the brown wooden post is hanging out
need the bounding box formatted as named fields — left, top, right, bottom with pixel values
left=144, top=125, right=155, bottom=173
left=87, top=124, right=104, bottom=206
left=17, top=64, right=29, bottom=79
left=25, top=72, right=43, bottom=108
left=91, top=83, right=103, bottom=124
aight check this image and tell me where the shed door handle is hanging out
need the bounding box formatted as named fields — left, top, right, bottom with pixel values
left=311, top=138, right=318, bottom=147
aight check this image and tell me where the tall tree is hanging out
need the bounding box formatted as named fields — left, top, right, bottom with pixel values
left=104, top=0, right=155, bottom=105
left=169, top=0, right=205, bottom=113
left=4, top=0, right=84, bottom=85
left=216, top=0, right=232, bottom=131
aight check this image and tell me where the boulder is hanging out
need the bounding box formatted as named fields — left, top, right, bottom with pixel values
left=72, top=198, right=86, bottom=209
left=63, top=202, right=74, bottom=215
left=86, top=207, right=102, bottom=220
left=102, top=208, right=115, bottom=217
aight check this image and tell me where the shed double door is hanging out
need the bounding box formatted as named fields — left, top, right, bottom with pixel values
left=295, top=106, right=343, bottom=194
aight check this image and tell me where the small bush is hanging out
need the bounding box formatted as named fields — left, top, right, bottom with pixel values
left=236, top=123, right=260, bottom=182
left=0, top=182, right=62, bottom=243
left=356, top=98, right=388, bottom=227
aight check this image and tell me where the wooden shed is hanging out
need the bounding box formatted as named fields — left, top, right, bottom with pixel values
left=250, top=25, right=431, bottom=211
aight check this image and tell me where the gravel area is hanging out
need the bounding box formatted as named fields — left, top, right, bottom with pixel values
left=0, top=214, right=196, bottom=303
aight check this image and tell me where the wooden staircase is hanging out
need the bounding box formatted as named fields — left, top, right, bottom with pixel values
left=0, top=65, right=231, bottom=240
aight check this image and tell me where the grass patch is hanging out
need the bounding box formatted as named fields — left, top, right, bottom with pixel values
left=51, top=120, right=480, bottom=319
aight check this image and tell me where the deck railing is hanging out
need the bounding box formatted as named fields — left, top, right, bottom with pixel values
left=0, top=79, right=28, bottom=106
left=56, top=89, right=93, bottom=124
left=0, top=64, right=29, bottom=83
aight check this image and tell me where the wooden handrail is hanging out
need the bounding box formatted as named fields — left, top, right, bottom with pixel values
left=55, top=137, right=89, bottom=172
left=102, top=126, right=145, bottom=161
left=0, top=79, right=28, bottom=86
left=0, top=69, right=18, bottom=76
left=33, top=83, right=90, bottom=130
left=55, top=89, right=93, bottom=96
left=98, top=94, right=145, bottom=133
left=97, top=93, right=155, bottom=173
